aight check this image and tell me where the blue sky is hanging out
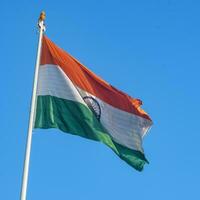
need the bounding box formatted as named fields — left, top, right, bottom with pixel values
left=1, top=0, right=200, bottom=199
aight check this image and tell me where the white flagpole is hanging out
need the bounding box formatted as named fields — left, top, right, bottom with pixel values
left=20, top=12, right=46, bottom=200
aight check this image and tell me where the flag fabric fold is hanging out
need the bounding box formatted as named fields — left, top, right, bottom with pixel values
left=34, top=35, right=152, bottom=171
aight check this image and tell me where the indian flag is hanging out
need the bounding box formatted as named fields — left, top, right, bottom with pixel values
left=34, top=36, right=153, bottom=171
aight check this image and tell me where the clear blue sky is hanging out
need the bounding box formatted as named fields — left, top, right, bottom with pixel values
left=1, top=0, right=200, bottom=199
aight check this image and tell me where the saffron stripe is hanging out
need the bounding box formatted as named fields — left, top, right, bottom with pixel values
left=40, top=35, right=151, bottom=121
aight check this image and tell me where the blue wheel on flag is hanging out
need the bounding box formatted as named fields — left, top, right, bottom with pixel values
left=83, top=96, right=101, bottom=121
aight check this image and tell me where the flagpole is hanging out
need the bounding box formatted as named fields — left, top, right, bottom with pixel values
left=20, top=12, right=46, bottom=200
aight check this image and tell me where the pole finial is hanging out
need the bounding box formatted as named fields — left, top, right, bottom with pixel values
left=39, top=11, right=46, bottom=22
left=38, top=11, right=46, bottom=32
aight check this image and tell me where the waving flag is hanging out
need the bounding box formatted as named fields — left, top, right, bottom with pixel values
left=34, top=36, right=152, bottom=171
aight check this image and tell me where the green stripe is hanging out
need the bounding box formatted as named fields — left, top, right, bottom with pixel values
left=34, top=95, right=148, bottom=171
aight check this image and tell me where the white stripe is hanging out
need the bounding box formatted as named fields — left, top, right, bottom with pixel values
left=38, top=64, right=152, bottom=152
left=37, top=64, right=85, bottom=105
left=77, top=89, right=152, bottom=152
